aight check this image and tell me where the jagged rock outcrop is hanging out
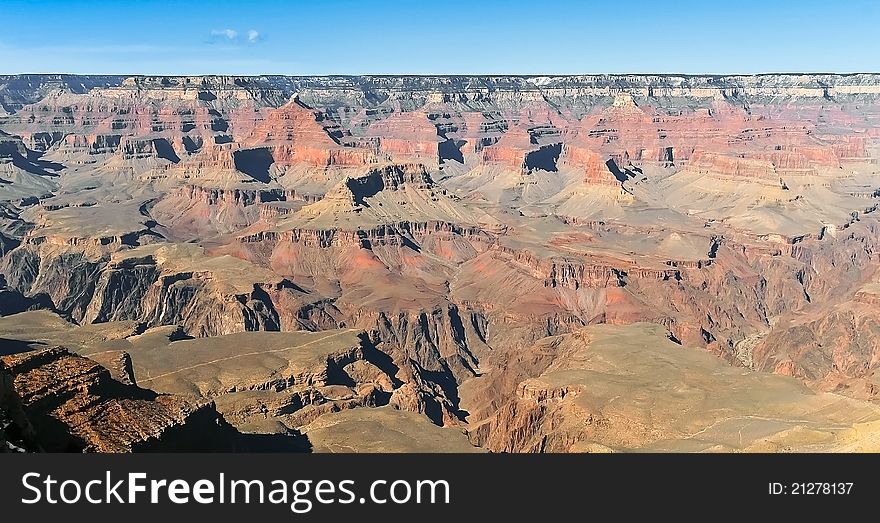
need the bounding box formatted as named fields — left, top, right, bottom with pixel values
left=1, top=347, right=234, bottom=452
left=0, top=360, right=38, bottom=452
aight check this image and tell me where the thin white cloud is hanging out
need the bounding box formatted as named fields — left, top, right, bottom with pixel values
left=210, top=29, right=238, bottom=41
left=207, top=28, right=262, bottom=45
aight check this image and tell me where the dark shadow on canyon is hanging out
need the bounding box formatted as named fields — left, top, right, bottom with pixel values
left=524, top=143, right=562, bottom=172
left=439, top=138, right=465, bottom=164
left=233, top=147, right=275, bottom=183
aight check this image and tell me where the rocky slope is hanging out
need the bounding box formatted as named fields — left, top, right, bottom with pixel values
left=465, top=323, right=880, bottom=452
left=1, top=73, right=880, bottom=451
left=0, top=346, right=235, bottom=452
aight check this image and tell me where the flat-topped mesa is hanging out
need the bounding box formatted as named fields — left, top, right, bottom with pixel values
left=366, top=112, right=441, bottom=167
left=480, top=126, right=562, bottom=173
left=177, top=184, right=278, bottom=206
left=296, top=163, right=437, bottom=211
left=145, top=142, right=240, bottom=181
left=347, top=162, right=433, bottom=198
left=12, top=201, right=156, bottom=252
left=683, top=150, right=784, bottom=182
left=243, top=97, right=374, bottom=167
left=124, top=329, right=384, bottom=397
left=258, top=203, right=298, bottom=221
left=602, top=92, right=650, bottom=121
left=562, top=143, right=626, bottom=185
left=237, top=194, right=501, bottom=290
left=51, top=133, right=171, bottom=163
left=33, top=230, right=147, bottom=251
left=492, top=244, right=680, bottom=290
left=76, top=244, right=323, bottom=334
left=57, top=133, right=123, bottom=155
left=175, top=184, right=316, bottom=208
left=240, top=219, right=492, bottom=253
left=118, top=136, right=180, bottom=162
left=274, top=161, right=502, bottom=234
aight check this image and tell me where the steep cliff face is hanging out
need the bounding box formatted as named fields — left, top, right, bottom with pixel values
left=684, top=151, right=786, bottom=182
left=0, top=360, right=38, bottom=452
left=366, top=112, right=441, bottom=166
left=750, top=274, right=880, bottom=397
left=116, top=328, right=402, bottom=428
left=1, top=347, right=234, bottom=452
left=562, top=144, right=626, bottom=185
left=265, top=74, right=880, bottom=120
left=480, top=126, right=540, bottom=172
left=1, top=241, right=342, bottom=336
left=0, top=131, right=60, bottom=199
left=0, top=74, right=124, bottom=114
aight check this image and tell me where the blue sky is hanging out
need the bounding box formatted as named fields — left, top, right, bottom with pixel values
left=1, top=0, right=879, bottom=75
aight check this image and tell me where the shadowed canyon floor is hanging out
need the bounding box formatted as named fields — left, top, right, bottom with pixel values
left=3, top=74, right=880, bottom=452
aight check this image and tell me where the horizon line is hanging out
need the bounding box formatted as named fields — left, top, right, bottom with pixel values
left=4, top=71, right=880, bottom=78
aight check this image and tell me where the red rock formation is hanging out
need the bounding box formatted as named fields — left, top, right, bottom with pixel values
left=571, top=95, right=843, bottom=169
left=481, top=126, right=533, bottom=168
left=479, top=124, right=564, bottom=174
left=146, top=142, right=237, bottom=180
left=562, top=143, right=622, bottom=185
left=828, top=135, right=869, bottom=160
left=457, top=112, right=502, bottom=154
left=684, top=150, right=781, bottom=181
left=3, top=73, right=880, bottom=452
left=772, top=144, right=841, bottom=167
left=244, top=98, right=373, bottom=167
left=367, top=112, right=440, bottom=165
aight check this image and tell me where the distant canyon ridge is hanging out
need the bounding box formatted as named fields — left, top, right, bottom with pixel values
left=2, top=73, right=880, bottom=452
